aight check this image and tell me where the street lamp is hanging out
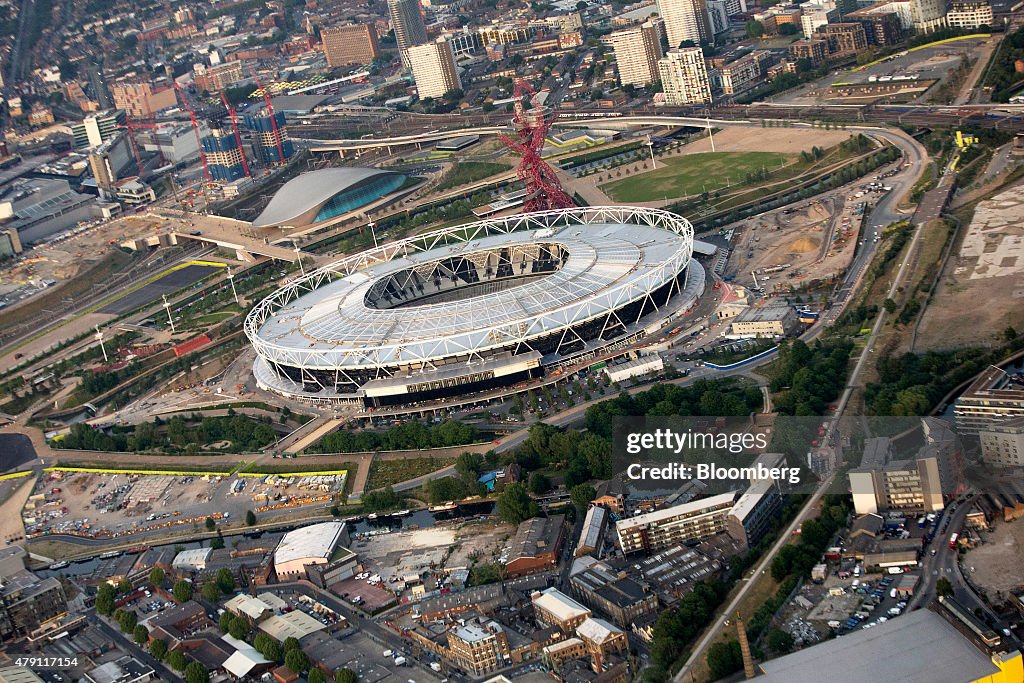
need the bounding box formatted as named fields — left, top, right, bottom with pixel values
left=95, top=325, right=108, bottom=362
left=227, top=269, right=239, bottom=304
left=704, top=99, right=716, bottom=153
left=162, top=295, right=176, bottom=334
left=646, top=135, right=657, bottom=169
left=294, top=245, right=305, bottom=277
left=368, top=221, right=379, bottom=250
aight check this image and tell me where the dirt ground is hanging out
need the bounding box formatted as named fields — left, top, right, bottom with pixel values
left=25, top=470, right=346, bottom=537
left=684, top=126, right=854, bottom=155
left=968, top=520, right=1024, bottom=595
left=0, top=476, right=36, bottom=544
left=916, top=184, right=1024, bottom=350
left=725, top=189, right=865, bottom=293
left=353, top=520, right=514, bottom=585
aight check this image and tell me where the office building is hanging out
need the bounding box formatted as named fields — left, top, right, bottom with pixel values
left=849, top=424, right=957, bottom=515
left=142, top=122, right=205, bottom=164
left=88, top=133, right=134, bottom=198
left=707, top=0, right=732, bottom=35
left=910, top=0, right=947, bottom=31
left=193, top=62, right=246, bottom=92
left=532, top=588, right=592, bottom=631
left=113, top=177, right=156, bottom=205
left=819, top=22, right=869, bottom=55
left=945, top=1, right=993, bottom=28
left=409, top=38, right=462, bottom=100
left=801, top=5, right=839, bottom=37
left=447, top=619, right=512, bottom=676
left=659, top=0, right=712, bottom=48
left=615, top=492, right=736, bottom=554
left=729, top=305, right=798, bottom=338
left=388, top=0, right=428, bottom=68
left=0, top=546, right=68, bottom=641
left=955, top=366, right=1024, bottom=434
left=979, top=417, right=1024, bottom=468
left=0, top=229, right=23, bottom=257
left=569, top=557, right=659, bottom=629
left=202, top=127, right=247, bottom=182
left=71, top=110, right=126, bottom=148
left=609, top=22, right=663, bottom=88
left=243, top=110, right=294, bottom=164
left=110, top=82, right=177, bottom=119
left=658, top=48, right=713, bottom=106
left=727, top=477, right=783, bottom=549
left=322, top=24, right=381, bottom=66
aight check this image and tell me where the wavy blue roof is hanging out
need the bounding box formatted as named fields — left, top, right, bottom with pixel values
left=252, top=167, right=402, bottom=228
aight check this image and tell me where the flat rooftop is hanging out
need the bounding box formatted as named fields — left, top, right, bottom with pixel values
left=757, top=609, right=1002, bottom=683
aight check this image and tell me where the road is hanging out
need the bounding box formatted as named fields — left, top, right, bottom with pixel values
left=672, top=134, right=943, bottom=682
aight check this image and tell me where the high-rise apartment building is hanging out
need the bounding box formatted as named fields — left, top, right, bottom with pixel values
left=202, top=127, right=247, bottom=182
left=979, top=417, right=1024, bottom=468
left=322, top=24, right=381, bottom=66
left=609, top=21, right=664, bottom=88
left=955, top=366, right=1024, bottom=435
left=945, top=1, right=993, bottom=29
left=658, top=0, right=712, bottom=49
left=909, top=0, right=947, bottom=31
left=658, top=47, right=713, bottom=105
left=71, top=110, right=126, bottom=148
left=388, top=0, right=428, bottom=69
left=408, top=38, right=461, bottom=100
left=110, top=81, right=177, bottom=119
left=193, top=62, right=246, bottom=92
left=243, top=110, right=294, bottom=164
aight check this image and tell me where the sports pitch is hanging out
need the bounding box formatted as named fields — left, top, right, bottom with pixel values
left=601, top=151, right=794, bottom=202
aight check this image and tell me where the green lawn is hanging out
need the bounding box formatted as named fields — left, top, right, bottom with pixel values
left=602, top=151, right=794, bottom=202
left=435, top=161, right=511, bottom=192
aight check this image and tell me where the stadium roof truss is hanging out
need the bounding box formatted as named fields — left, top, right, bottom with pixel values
left=246, top=207, right=695, bottom=388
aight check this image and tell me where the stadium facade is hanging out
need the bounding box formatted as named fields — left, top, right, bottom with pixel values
left=246, top=207, right=703, bottom=406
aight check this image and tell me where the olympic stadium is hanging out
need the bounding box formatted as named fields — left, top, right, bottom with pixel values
left=245, top=206, right=705, bottom=406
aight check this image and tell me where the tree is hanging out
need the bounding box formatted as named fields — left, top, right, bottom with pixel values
left=706, top=640, right=743, bottom=680
left=778, top=22, right=798, bottom=35
left=205, top=516, right=216, bottom=531
left=569, top=484, right=596, bottom=510
left=219, top=611, right=233, bottom=633
left=149, top=639, right=168, bottom=661
left=284, top=648, right=309, bottom=674
left=496, top=483, right=537, bottom=524
left=528, top=471, right=552, bottom=495
left=767, top=627, right=794, bottom=653
left=201, top=582, right=221, bottom=602
left=133, top=623, right=149, bottom=645
left=118, top=577, right=133, bottom=594
left=216, top=568, right=236, bottom=593
left=95, top=583, right=116, bottom=616
left=228, top=616, right=250, bottom=640
left=172, top=580, right=193, bottom=603
left=336, top=669, right=358, bottom=683
left=308, top=669, right=326, bottom=683
left=166, top=650, right=187, bottom=672
left=283, top=637, right=301, bottom=652
left=745, top=20, right=764, bottom=37
left=883, top=298, right=897, bottom=314
left=936, top=576, right=954, bottom=598
left=246, top=509, right=257, bottom=526
left=184, top=661, right=210, bottom=683
left=149, top=567, right=166, bottom=587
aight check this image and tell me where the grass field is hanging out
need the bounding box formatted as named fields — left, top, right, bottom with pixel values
left=602, top=152, right=794, bottom=202
left=434, top=161, right=511, bottom=193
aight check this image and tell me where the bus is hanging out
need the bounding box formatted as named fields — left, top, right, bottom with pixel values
left=949, top=532, right=958, bottom=550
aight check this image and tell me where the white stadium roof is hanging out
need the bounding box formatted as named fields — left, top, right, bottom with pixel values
left=247, top=207, right=695, bottom=372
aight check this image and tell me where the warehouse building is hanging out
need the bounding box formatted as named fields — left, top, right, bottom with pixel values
left=504, top=515, right=566, bottom=577
left=532, top=588, right=592, bottom=632
left=569, top=557, right=658, bottom=629
left=729, top=304, right=798, bottom=338
left=273, top=521, right=347, bottom=580
left=575, top=505, right=608, bottom=557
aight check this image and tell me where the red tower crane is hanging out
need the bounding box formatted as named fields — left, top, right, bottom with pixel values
left=121, top=120, right=145, bottom=177
left=172, top=82, right=212, bottom=186
left=247, top=66, right=287, bottom=165
left=498, top=79, right=574, bottom=213
left=219, top=90, right=251, bottom=178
